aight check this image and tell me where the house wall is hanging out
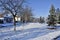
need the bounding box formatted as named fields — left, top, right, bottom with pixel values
left=15, top=17, right=21, bottom=21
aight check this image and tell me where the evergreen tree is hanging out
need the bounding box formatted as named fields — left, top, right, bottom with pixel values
left=49, top=4, right=55, bottom=15
left=48, top=15, right=56, bottom=26
left=56, top=8, right=60, bottom=24
left=58, top=15, right=60, bottom=24
left=39, top=17, right=45, bottom=23
left=48, top=4, right=56, bottom=26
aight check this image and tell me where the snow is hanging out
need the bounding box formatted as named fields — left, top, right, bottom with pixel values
left=30, top=31, right=60, bottom=40
left=16, top=23, right=47, bottom=30
left=0, top=23, right=60, bottom=40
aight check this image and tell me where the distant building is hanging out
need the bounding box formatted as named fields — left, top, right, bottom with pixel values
left=0, top=14, right=4, bottom=18
left=15, top=15, right=21, bottom=22
left=0, top=13, right=13, bottom=23
left=0, top=12, right=21, bottom=23
left=0, top=13, right=4, bottom=23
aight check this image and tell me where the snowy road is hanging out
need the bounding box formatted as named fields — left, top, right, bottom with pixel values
left=0, top=23, right=60, bottom=40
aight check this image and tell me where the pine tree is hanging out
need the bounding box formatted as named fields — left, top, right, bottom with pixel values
left=48, top=15, right=56, bottom=26
left=58, top=15, right=60, bottom=24
left=48, top=4, right=56, bottom=26
left=39, top=17, right=45, bottom=23
left=49, top=4, right=55, bottom=15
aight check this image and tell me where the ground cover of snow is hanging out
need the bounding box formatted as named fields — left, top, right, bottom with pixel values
left=0, top=23, right=60, bottom=40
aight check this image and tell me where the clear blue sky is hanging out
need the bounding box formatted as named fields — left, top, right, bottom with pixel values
left=27, top=0, right=60, bottom=18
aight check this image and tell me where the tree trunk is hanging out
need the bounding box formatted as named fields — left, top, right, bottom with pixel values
left=13, top=15, right=16, bottom=31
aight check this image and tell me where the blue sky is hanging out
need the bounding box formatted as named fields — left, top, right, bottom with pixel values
left=27, top=0, right=60, bottom=18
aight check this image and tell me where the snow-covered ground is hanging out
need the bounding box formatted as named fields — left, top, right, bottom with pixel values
left=0, top=23, right=60, bottom=40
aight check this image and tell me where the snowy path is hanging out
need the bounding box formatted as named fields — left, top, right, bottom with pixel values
left=0, top=23, right=60, bottom=40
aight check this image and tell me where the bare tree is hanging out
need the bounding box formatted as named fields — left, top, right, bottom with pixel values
left=21, top=6, right=33, bottom=23
left=0, top=0, right=25, bottom=31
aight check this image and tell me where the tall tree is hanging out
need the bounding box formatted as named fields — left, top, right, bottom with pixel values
left=0, top=0, right=25, bottom=31
left=48, top=4, right=56, bottom=26
left=49, top=4, right=55, bottom=15
left=21, top=6, right=33, bottom=23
